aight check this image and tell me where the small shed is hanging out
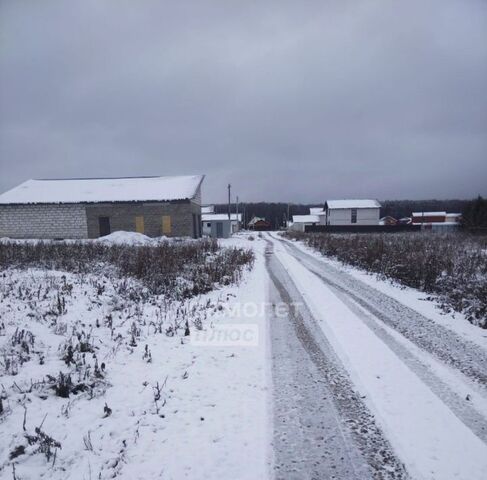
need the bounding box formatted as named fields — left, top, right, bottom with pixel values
left=202, top=213, right=242, bottom=238
left=290, top=214, right=320, bottom=232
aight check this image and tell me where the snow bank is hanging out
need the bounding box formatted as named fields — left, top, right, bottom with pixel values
left=0, top=237, right=46, bottom=245
left=96, top=231, right=200, bottom=246
left=0, top=234, right=196, bottom=246
left=96, top=231, right=155, bottom=246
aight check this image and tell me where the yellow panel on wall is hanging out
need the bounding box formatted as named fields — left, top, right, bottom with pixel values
left=162, top=215, right=171, bottom=235
left=135, top=216, right=145, bottom=234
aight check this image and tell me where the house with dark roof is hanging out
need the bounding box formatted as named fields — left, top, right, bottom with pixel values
left=0, top=175, right=204, bottom=239
left=247, top=216, right=272, bottom=231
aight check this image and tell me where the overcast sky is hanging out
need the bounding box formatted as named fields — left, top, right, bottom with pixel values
left=1, top=1, right=486, bottom=203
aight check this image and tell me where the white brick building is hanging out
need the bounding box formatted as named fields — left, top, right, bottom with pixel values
left=0, top=175, right=204, bottom=239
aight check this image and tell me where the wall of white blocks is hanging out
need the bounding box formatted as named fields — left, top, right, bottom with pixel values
left=0, top=204, right=88, bottom=239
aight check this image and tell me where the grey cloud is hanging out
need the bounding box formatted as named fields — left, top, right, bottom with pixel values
left=1, top=0, right=486, bottom=203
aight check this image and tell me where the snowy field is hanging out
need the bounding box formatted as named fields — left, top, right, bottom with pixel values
left=2, top=231, right=487, bottom=480
left=0, top=233, right=270, bottom=480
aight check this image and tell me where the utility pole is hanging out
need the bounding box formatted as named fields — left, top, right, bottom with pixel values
left=227, top=184, right=231, bottom=220
left=236, top=195, right=239, bottom=232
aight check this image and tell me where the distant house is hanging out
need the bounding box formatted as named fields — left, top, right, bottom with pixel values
left=446, top=213, right=462, bottom=223
left=201, top=205, right=215, bottom=214
left=248, top=216, right=271, bottom=231
left=202, top=212, right=242, bottom=238
left=324, top=199, right=381, bottom=226
left=411, top=212, right=447, bottom=224
left=379, top=216, right=397, bottom=226
left=0, top=175, right=204, bottom=239
left=412, top=211, right=462, bottom=231
left=309, top=207, right=325, bottom=215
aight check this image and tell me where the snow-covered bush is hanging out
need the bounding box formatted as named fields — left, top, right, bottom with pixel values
left=0, top=239, right=254, bottom=299
left=285, top=231, right=487, bottom=328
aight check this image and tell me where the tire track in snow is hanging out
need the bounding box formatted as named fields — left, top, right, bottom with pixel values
left=319, top=280, right=487, bottom=445
left=278, top=235, right=487, bottom=389
left=266, top=241, right=409, bottom=480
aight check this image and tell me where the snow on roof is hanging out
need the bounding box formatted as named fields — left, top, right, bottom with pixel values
left=445, top=213, right=462, bottom=218
left=411, top=212, right=446, bottom=217
left=201, top=205, right=215, bottom=214
left=309, top=207, right=324, bottom=214
left=292, top=214, right=320, bottom=223
left=326, top=199, right=381, bottom=209
left=0, top=175, right=204, bottom=205
left=202, top=213, right=242, bottom=222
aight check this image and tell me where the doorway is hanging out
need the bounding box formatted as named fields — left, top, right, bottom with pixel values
left=99, top=217, right=111, bottom=237
left=216, top=222, right=223, bottom=238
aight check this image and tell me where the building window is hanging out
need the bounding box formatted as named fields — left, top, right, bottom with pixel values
left=207, top=222, right=211, bottom=227
left=135, top=216, right=144, bottom=234
left=162, top=215, right=171, bottom=235
left=351, top=209, right=357, bottom=224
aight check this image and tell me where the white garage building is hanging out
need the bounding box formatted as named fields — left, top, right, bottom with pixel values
left=289, top=214, right=321, bottom=232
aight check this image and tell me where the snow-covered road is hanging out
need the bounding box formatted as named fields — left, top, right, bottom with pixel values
left=265, top=233, right=487, bottom=480
left=267, top=240, right=407, bottom=480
